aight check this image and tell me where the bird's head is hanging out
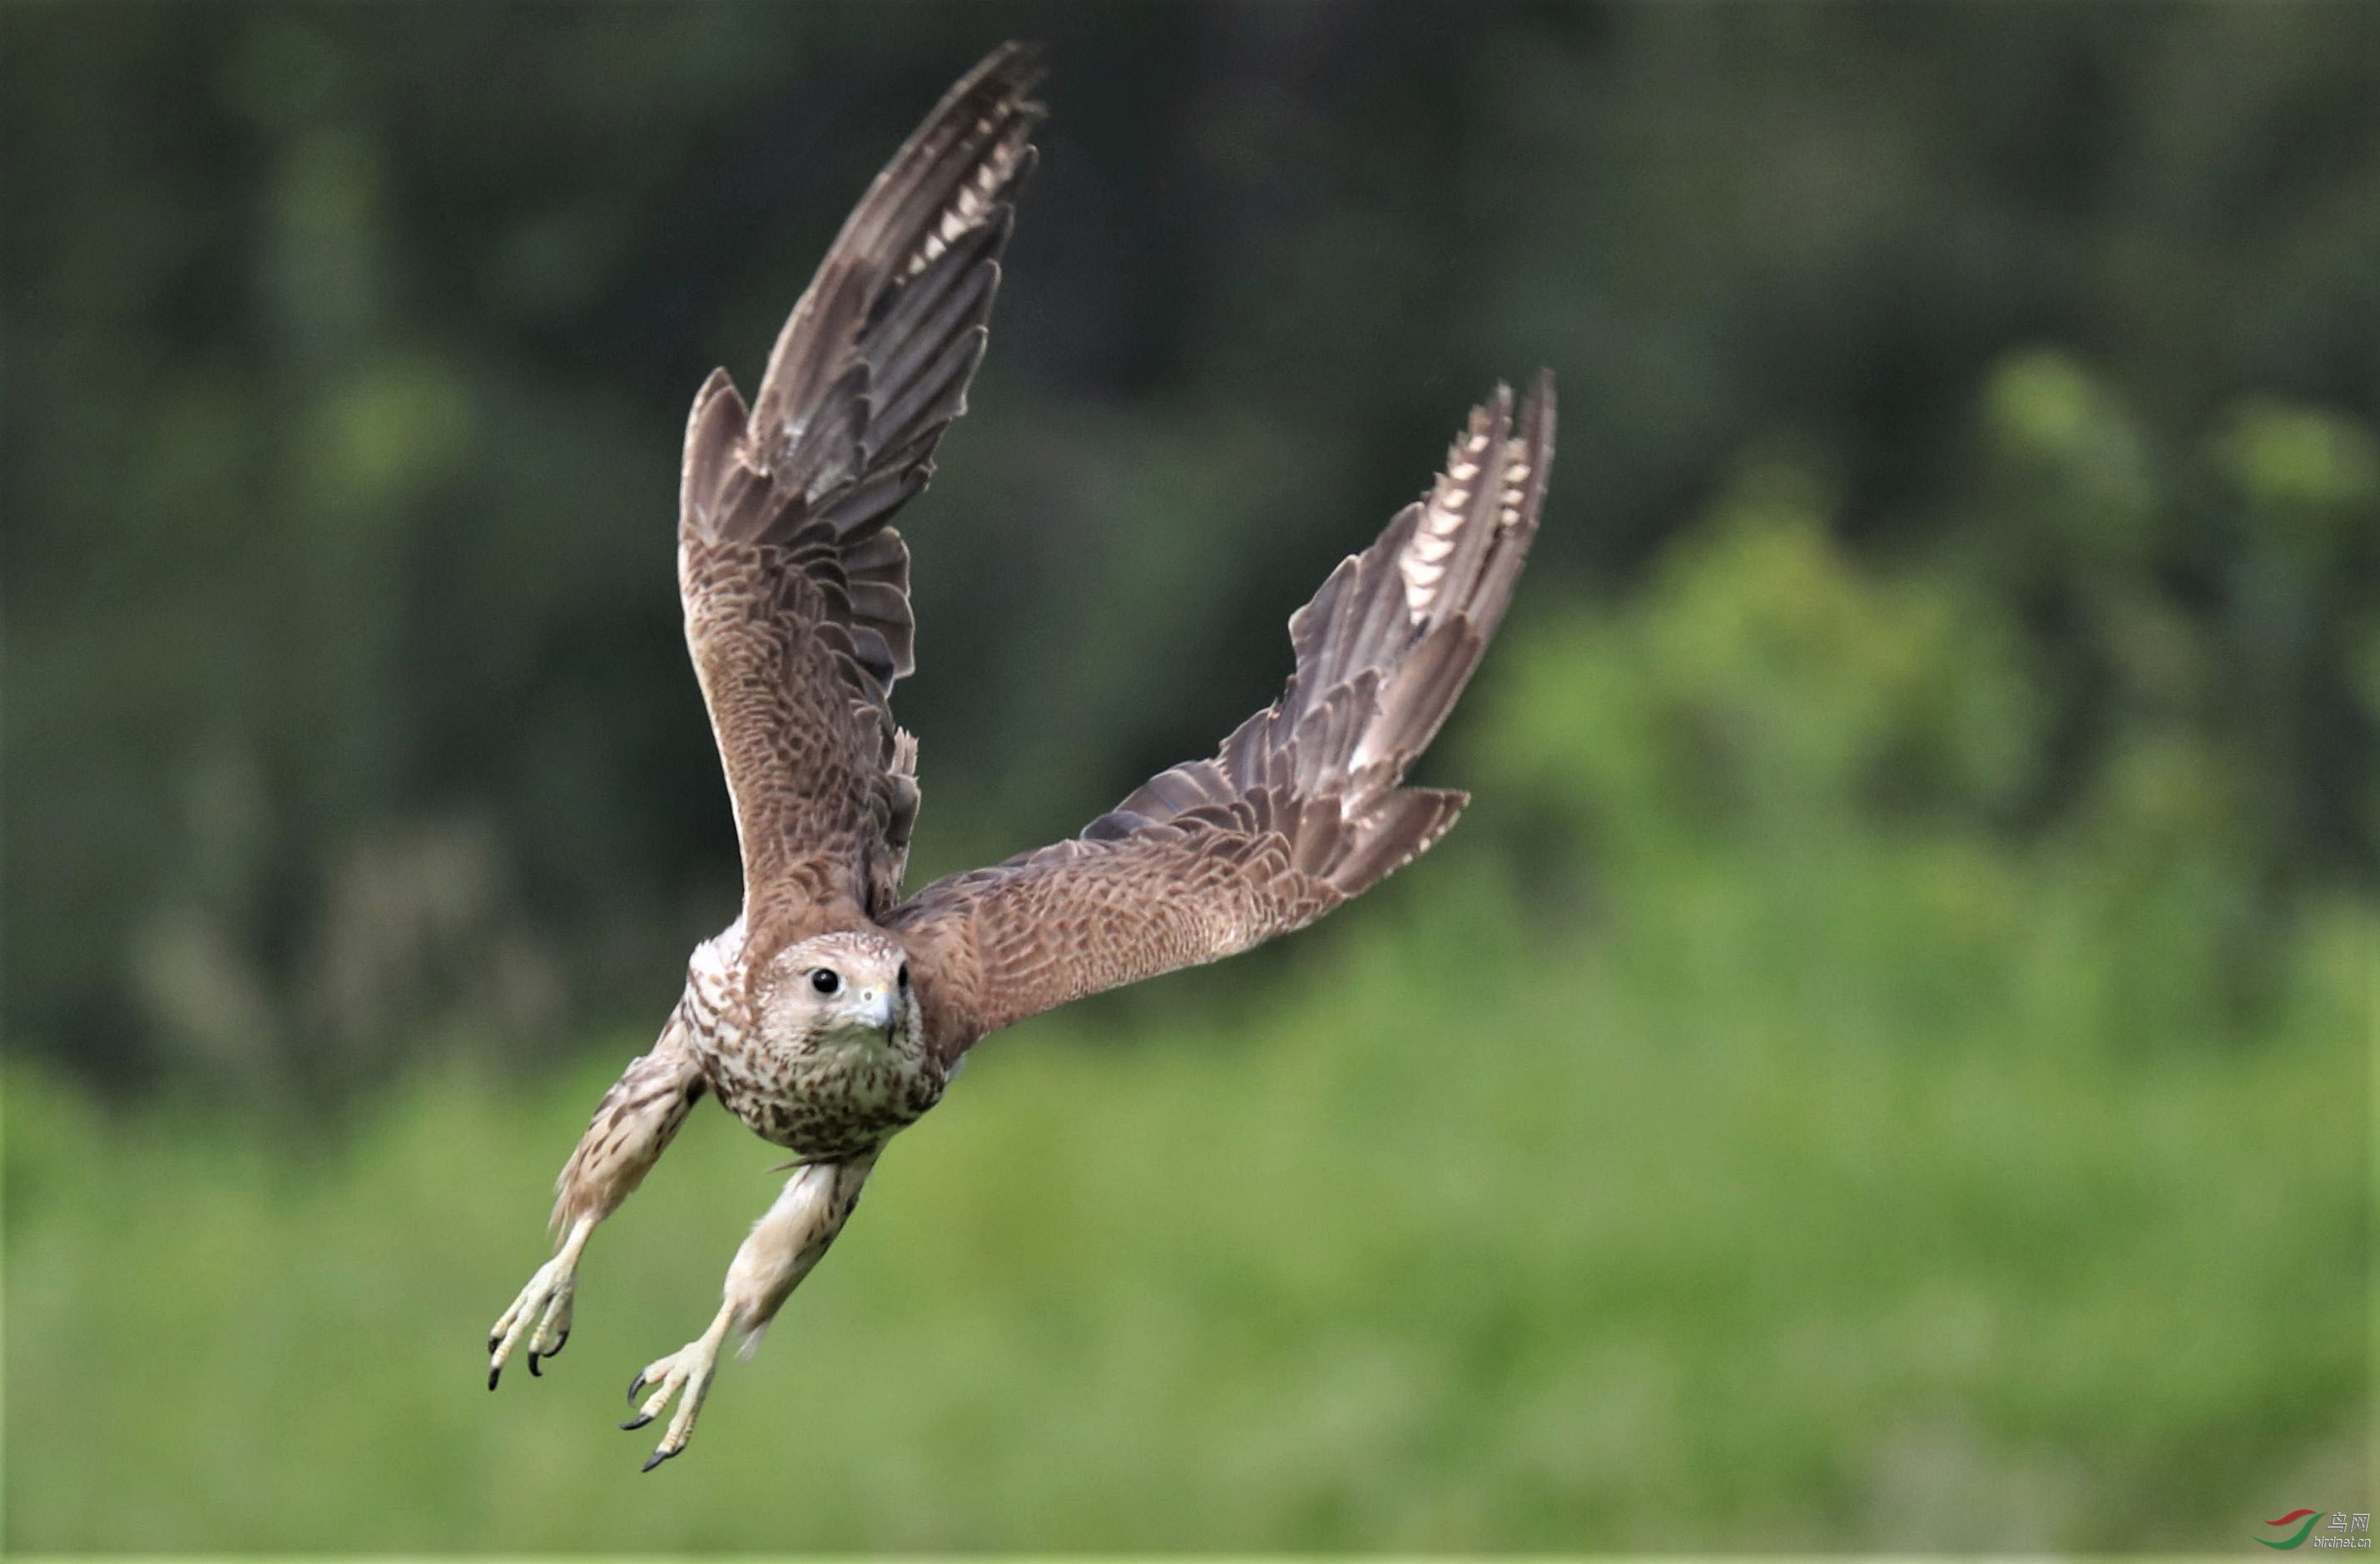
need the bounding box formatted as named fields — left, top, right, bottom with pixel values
left=760, top=928, right=915, bottom=1049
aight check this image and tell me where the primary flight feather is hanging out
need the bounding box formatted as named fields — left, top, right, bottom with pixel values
left=487, top=41, right=1556, bottom=1471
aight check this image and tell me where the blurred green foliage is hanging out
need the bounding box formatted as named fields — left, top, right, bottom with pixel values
left=4, top=1, right=2376, bottom=1552
left=8, top=502, right=2368, bottom=1547
left=6, top=1, right=2378, bottom=1094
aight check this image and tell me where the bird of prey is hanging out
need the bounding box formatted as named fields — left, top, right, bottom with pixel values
left=487, top=41, right=1554, bottom=1472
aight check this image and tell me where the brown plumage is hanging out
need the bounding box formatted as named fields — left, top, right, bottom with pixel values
left=488, top=42, right=1556, bottom=1472
left=677, top=42, right=1039, bottom=936
left=890, top=380, right=1550, bottom=1049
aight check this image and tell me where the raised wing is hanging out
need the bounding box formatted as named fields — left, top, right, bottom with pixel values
left=891, top=374, right=1554, bottom=1056
left=679, top=44, right=1043, bottom=950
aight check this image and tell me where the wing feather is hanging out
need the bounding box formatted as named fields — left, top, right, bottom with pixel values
left=677, top=45, right=1043, bottom=950
left=891, top=373, right=1556, bottom=1056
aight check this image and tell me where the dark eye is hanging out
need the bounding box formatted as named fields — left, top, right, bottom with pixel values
left=809, top=968, right=841, bottom=996
left=896, top=963, right=910, bottom=988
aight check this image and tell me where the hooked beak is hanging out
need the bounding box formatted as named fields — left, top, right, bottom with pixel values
left=850, top=987, right=896, bottom=1035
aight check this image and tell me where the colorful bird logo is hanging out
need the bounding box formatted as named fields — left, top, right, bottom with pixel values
left=2260, top=1510, right=2324, bottom=1549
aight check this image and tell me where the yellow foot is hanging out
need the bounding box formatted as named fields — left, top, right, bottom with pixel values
left=621, top=1314, right=731, bottom=1472
left=487, top=1216, right=593, bottom=1388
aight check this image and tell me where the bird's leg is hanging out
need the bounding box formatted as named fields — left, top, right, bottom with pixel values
left=488, top=1022, right=706, bottom=1388
left=488, top=1212, right=597, bottom=1387
left=623, top=1151, right=876, bottom=1472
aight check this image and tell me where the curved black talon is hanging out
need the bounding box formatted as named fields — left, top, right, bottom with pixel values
left=641, top=1445, right=679, bottom=1473
left=488, top=1329, right=501, bottom=1354
left=528, top=1352, right=542, bottom=1378
left=544, top=1329, right=568, bottom=1359
left=488, top=1365, right=502, bottom=1391
left=627, top=1371, right=647, bottom=1404
left=621, top=1412, right=654, bottom=1432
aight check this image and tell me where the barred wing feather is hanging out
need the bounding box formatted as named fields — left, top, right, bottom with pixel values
left=677, top=45, right=1044, bottom=948
left=893, top=373, right=1554, bottom=1054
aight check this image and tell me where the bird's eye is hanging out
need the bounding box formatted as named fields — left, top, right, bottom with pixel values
left=896, top=963, right=910, bottom=989
left=809, top=968, right=841, bottom=996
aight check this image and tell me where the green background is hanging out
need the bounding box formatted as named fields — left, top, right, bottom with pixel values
left=4, top=1, right=2373, bottom=1551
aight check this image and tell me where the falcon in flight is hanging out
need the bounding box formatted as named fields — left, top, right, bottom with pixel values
left=487, top=42, right=1554, bottom=1471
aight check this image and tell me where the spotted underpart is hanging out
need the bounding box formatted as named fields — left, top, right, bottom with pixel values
left=685, top=923, right=945, bottom=1161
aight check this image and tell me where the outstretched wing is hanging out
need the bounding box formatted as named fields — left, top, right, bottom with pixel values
left=890, top=374, right=1554, bottom=1056
left=679, top=44, right=1044, bottom=949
